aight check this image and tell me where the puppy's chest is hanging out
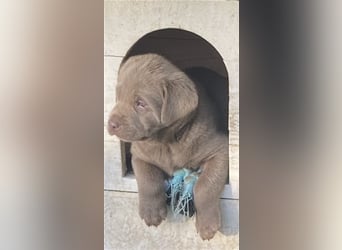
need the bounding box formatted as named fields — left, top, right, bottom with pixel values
left=134, top=142, right=195, bottom=174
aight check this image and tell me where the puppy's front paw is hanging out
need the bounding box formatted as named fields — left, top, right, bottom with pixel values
left=139, top=199, right=167, bottom=227
left=196, top=210, right=221, bottom=240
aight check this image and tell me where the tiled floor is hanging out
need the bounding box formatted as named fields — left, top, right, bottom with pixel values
left=104, top=191, right=239, bottom=250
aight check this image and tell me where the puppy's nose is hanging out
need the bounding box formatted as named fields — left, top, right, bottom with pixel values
left=109, top=120, right=120, bottom=130
left=107, top=115, right=121, bottom=135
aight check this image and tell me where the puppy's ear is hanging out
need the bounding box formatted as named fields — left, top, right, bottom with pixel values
left=161, top=72, right=198, bottom=125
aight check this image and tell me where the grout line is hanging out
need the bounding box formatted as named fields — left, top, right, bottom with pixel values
left=104, top=189, right=137, bottom=193
left=104, top=189, right=239, bottom=201
left=104, top=55, right=124, bottom=58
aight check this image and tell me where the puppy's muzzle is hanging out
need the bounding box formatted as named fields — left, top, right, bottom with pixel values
left=107, top=114, right=121, bottom=135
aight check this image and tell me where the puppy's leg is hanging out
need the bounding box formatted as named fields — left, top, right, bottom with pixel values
left=194, top=150, right=228, bottom=240
left=132, top=156, right=167, bottom=227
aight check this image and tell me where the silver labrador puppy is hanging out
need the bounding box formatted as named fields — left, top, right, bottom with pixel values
left=107, top=54, right=228, bottom=240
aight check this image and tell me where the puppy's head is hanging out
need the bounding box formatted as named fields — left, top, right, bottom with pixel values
left=107, top=54, right=198, bottom=142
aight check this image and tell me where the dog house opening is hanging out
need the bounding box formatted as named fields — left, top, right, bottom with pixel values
left=119, top=28, right=229, bottom=184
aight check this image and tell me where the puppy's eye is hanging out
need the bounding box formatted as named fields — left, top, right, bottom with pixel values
left=135, top=99, right=147, bottom=110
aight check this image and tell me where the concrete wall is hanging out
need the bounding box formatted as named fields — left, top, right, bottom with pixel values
left=104, top=1, right=239, bottom=249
